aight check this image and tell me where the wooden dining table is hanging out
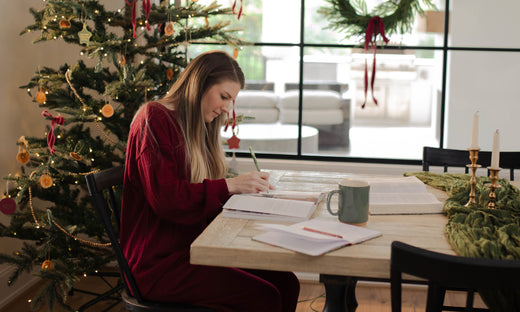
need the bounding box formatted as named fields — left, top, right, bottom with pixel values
left=190, top=170, right=455, bottom=312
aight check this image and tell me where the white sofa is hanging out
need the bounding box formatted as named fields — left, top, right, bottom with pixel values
left=234, top=82, right=351, bottom=148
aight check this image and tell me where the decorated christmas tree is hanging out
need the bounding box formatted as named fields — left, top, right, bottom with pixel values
left=0, top=0, right=242, bottom=310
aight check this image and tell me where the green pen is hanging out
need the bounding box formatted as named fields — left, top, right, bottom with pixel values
left=249, top=146, right=261, bottom=171
left=249, top=146, right=269, bottom=193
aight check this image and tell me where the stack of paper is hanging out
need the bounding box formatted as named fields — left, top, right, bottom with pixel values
left=364, top=176, right=444, bottom=215
left=222, top=193, right=322, bottom=223
left=252, top=218, right=382, bottom=256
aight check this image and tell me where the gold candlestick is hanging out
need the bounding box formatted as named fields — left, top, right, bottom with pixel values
left=465, top=148, right=481, bottom=207
left=487, top=167, right=501, bottom=209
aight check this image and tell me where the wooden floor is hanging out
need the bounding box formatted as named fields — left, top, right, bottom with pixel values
left=0, top=276, right=486, bottom=312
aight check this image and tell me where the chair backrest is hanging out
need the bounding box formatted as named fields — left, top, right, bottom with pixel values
left=422, top=146, right=520, bottom=180
left=85, top=166, right=145, bottom=302
left=390, top=241, right=520, bottom=312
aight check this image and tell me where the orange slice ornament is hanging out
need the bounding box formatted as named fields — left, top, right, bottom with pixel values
left=16, top=152, right=30, bottom=165
left=59, top=18, right=71, bottom=29
left=39, top=174, right=53, bottom=189
left=35, top=88, right=47, bottom=104
left=166, top=68, right=174, bottom=80
left=101, top=103, right=114, bottom=118
left=16, top=136, right=30, bottom=165
left=164, top=22, right=175, bottom=36
left=41, top=260, right=53, bottom=270
left=69, top=152, right=82, bottom=161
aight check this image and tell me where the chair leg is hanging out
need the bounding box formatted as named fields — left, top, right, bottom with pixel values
left=390, top=269, right=402, bottom=312
left=465, top=290, right=475, bottom=311
left=426, top=284, right=446, bottom=312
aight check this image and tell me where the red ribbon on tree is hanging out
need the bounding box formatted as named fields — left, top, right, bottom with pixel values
left=224, top=100, right=237, bottom=131
left=362, top=16, right=389, bottom=108
left=126, top=0, right=151, bottom=38
left=232, top=0, right=243, bottom=19
left=42, top=110, right=65, bottom=155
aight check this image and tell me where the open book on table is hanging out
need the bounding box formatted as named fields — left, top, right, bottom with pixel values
left=361, top=176, right=444, bottom=215
left=222, top=192, right=324, bottom=223
left=252, top=218, right=382, bottom=256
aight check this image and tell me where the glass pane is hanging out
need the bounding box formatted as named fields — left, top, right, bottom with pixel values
left=298, top=47, right=441, bottom=159
left=194, top=0, right=300, bottom=44
left=450, top=0, right=520, bottom=48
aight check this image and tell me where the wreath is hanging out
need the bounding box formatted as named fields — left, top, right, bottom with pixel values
left=319, top=0, right=436, bottom=40
left=319, top=0, right=436, bottom=107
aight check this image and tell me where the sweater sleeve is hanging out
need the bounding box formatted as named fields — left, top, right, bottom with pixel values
left=129, top=103, right=230, bottom=225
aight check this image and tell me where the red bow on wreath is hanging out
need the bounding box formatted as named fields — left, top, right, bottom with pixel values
left=42, top=110, right=65, bottom=155
left=126, top=0, right=152, bottom=38
left=363, top=16, right=389, bottom=108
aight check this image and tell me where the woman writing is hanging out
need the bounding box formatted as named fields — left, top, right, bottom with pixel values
left=121, top=50, right=300, bottom=311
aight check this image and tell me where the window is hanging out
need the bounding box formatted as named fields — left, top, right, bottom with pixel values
left=188, top=0, right=518, bottom=163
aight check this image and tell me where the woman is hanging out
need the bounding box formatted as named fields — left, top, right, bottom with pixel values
left=121, top=50, right=300, bottom=312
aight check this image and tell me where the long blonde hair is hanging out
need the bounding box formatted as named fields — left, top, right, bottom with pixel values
left=157, top=50, right=245, bottom=183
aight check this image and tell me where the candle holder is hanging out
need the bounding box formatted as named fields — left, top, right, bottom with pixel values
left=487, top=167, right=501, bottom=209
left=465, top=148, right=481, bottom=207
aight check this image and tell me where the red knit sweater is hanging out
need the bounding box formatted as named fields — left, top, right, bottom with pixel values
left=120, top=102, right=230, bottom=299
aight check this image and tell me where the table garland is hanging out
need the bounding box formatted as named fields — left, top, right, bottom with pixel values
left=405, top=171, right=520, bottom=311
left=319, top=0, right=436, bottom=107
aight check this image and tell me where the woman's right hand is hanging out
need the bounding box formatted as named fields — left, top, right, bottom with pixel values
left=226, top=171, right=274, bottom=194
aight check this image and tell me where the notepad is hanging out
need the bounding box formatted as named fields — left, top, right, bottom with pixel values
left=222, top=193, right=322, bottom=222
left=252, top=218, right=382, bottom=256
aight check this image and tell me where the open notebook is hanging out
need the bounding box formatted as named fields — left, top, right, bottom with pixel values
left=362, top=176, right=444, bottom=214
left=253, top=218, right=382, bottom=256
left=222, top=192, right=324, bottom=223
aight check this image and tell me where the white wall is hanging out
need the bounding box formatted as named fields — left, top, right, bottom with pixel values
left=445, top=0, right=520, bottom=151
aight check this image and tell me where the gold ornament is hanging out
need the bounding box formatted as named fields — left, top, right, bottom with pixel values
left=101, top=103, right=114, bottom=118
left=41, top=260, right=53, bottom=270
left=39, top=174, right=53, bottom=189
left=120, top=55, right=127, bottom=66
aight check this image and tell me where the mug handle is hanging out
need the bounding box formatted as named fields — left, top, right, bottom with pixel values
left=326, top=190, right=340, bottom=216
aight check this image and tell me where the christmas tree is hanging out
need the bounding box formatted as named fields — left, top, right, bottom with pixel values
left=0, top=0, right=242, bottom=310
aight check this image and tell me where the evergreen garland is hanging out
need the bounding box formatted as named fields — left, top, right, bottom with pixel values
left=407, top=171, right=520, bottom=311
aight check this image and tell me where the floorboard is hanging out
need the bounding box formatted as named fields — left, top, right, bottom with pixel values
left=0, top=277, right=487, bottom=312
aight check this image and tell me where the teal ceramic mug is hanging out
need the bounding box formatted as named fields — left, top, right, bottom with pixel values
left=326, top=179, right=370, bottom=225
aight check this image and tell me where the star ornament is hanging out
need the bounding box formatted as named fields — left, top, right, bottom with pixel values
left=227, top=134, right=240, bottom=149
left=78, top=23, right=92, bottom=45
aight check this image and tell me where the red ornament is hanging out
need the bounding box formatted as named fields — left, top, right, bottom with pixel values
left=227, top=134, right=241, bottom=149
left=0, top=197, right=16, bottom=215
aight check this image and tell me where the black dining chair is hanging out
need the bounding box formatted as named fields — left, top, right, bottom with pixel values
left=422, top=146, right=520, bottom=180
left=85, top=166, right=214, bottom=312
left=390, top=241, right=520, bottom=312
